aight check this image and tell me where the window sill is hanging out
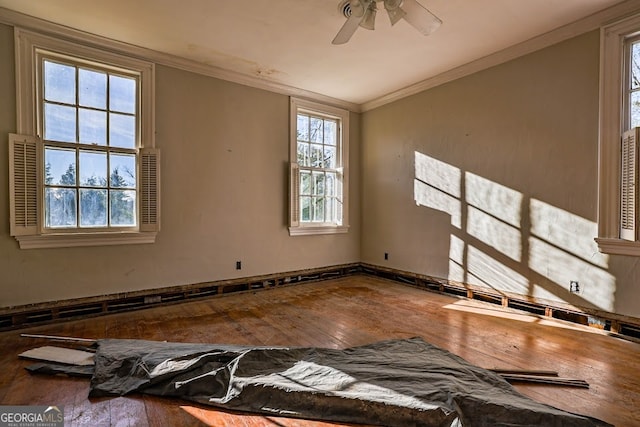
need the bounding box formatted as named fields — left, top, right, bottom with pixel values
left=289, top=225, right=349, bottom=236
left=15, top=231, right=157, bottom=249
left=595, top=237, right=640, bottom=256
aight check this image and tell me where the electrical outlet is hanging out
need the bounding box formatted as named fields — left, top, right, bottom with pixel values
left=236, top=261, right=242, bottom=270
left=569, top=280, right=580, bottom=294
left=384, top=252, right=389, bottom=260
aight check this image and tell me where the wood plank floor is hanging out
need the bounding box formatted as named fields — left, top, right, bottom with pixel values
left=0, top=275, right=638, bottom=426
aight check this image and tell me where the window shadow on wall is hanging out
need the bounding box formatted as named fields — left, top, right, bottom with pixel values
left=414, top=151, right=615, bottom=312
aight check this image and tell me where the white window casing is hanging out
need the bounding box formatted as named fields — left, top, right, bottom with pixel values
left=596, top=13, right=640, bottom=255
left=10, top=28, right=159, bottom=249
left=289, top=97, right=349, bottom=236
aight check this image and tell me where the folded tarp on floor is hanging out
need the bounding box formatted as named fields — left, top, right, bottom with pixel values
left=28, top=337, right=612, bottom=426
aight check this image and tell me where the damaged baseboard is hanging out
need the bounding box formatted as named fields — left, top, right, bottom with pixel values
left=2, top=262, right=640, bottom=344
left=360, top=263, right=640, bottom=343
left=0, top=263, right=362, bottom=331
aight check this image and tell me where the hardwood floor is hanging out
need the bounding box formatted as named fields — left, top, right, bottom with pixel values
left=0, top=275, right=638, bottom=426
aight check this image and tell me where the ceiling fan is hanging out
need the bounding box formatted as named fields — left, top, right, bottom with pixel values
left=332, top=0, right=442, bottom=45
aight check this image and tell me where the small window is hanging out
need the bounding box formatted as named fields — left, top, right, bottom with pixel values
left=289, top=98, right=349, bottom=235
left=9, top=28, right=159, bottom=249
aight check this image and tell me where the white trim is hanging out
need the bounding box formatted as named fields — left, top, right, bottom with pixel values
left=289, top=225, right=350, bottom=236
left=2, top=2, right=639, bottom=113
left=289, top=97, right=350, bottom=236
left=11, top=30, right=160, bottom=248
left=595, top=237, right=640, bottom=256
left=596, top=12, right=640, bottom=255
left=14, top=28, right=155, bottom=148
left=0, top=7, right=359, bottom=113
left=15, top=232, right=157, bottom=249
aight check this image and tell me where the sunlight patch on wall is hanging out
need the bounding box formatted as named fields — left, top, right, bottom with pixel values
left=529, top=198, right=608, bottom=269
left=467, top=206, right=522, bottom=262
left=448, top=234, right=466, bottom=282
left=414, top=152, right=462, bottom=228
left=413, top=151, right=616, bottom=313
left=467, top=245, right=529, bottom=295
left=415, top=152, right=461, bottom=198
left=466, top=173, right=522, bottom=227
left=528, top=237, right=615, bottom=311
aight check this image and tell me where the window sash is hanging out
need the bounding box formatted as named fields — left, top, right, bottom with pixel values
left=37, top=53, right=141, bottom=232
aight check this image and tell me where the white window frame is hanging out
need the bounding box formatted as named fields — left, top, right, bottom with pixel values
left=289, top=97, right=349, bottom=236
left=9, top=28, right=159, bottom=249
left=596, top=13, right=640, bottom=255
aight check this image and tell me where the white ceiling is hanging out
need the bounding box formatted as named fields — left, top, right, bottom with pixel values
left=0, top=0, right=634, bottom=107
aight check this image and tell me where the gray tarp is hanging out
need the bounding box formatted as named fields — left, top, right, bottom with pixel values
left=65, top=337, right=610, bottom=427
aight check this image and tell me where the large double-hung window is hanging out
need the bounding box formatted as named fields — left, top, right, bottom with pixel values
left=289, top=98, right=349, bottom=235
left=9, top=29, right=159, bottom=249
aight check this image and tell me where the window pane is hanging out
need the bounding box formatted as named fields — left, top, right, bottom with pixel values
left=79, top=151, right=107, bottom=186
left=44, top=103, right=76, bottom=142
left=110, top=113, right=136, bottom=148
left=79, top=108, right=107, bottom=145
left=297, top=142, right=310, bottom=166
left=632, top=91, right=640, bottom=129
left=632, top=42, right=640, bottom=90
left=79, top=189, right=107, bottom=227
left=110, top=75, right=136, bottom=114
left=310, top=117, right=323, bottom=143
left=45, top=147, right=76, bottom=186
left=110, top=153, right=136, bottom=188
left=79, top=68, right=106, bottom=108
left=300, top=170, right=311, bottom=195
left=314, top=197, right=325, bottom=222
left=297, top=114, right=309, bottom=141
left=45, top=188, right=77, bottom=228
left=324, top=146, right=336, bottom=169
left=326, top=172, right=336, bottom=196
left=301, top=196, right=311, bottom=221
left=110, top=189, right=136, bottom=226
left=324, top=120, right=337, bottom=145
left=44, top=61, right=75, bottom=104
left=326, top=197, right=335, bottom=222
left=311, top=144, right=323, bottom=168
left=313, top=172, right=325, bottom=196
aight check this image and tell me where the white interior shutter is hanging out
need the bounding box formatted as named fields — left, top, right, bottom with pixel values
left=140, top=147, right=160, bottom=232
left=9, top=134, right=40, bottom=236
left=621, top=128, right=639, bottom=241
left=289, top=162, right=300, bottom=228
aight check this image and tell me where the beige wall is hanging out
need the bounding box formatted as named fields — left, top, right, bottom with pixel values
left=0, top=23, right=361, bottom=307
left=3, top=19, right=640, bottom=320
left=361, top=30, right=640, bottom=318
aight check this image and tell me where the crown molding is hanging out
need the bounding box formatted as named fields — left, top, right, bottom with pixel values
left=361, top=0, right=640, bottom=112
left=2, top=1, right=640, bottom=115
left=0, top=7, right=360, bottom=113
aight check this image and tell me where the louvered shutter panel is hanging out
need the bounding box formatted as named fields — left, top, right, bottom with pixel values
left=140, top=147, right=160, bottom=232
left=9, top=134, right=40, bottom=236
left=621, top=128, right=640, bottom=241
left=290, top=163, right=300, bottom=228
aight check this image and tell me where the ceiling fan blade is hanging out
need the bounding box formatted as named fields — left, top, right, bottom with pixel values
left=359, top=2, right=377, bottom=30
left=386, top=7, right=406, bottom=26
left=332, top=12, right=364, bottom=44
left=400, top=0, right=442, bottom=36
